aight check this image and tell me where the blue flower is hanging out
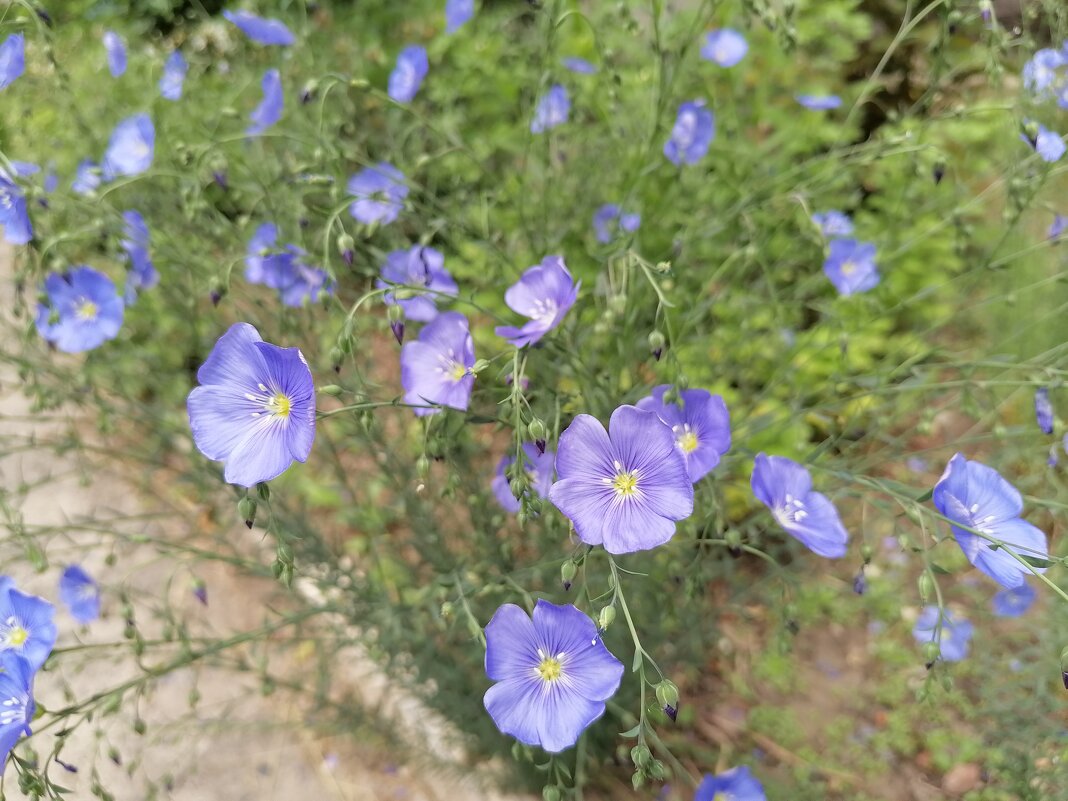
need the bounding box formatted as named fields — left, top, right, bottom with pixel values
left=694, top=766, right=766, bottom=801
left=593, top=204, right=640, bottom=244
left=636, top=385, right=731, bottom=483
left=492, top=444, right=555, bottom=514
left=1022, top=122, right=1066, bottom=162
left=244, top=222, right=284, bottom=285
left=274, top=249, right=334, bottom=308
left=549, top=406, right=694, bottom=554
left=0, top=165, right=33, bottom=245
left=159, top=51, right=187, bottom=101
left=751, top=454, right=849, bottom=558
left=248, top=69, right=283, bottom=135
left=59, top=566, right=100, bottom=624
left=347, top=162, right=408, bottom=225
left=72, top=159, right=101, bottom=195
left=103, top=30, right=126, bottom=77
left=495, top=256, right=579, bottom=348
left=223, top=10, right=295, bottom=46
left=399, top=311, right=475, bottom=416
left=664, top=100, right=714, bottom=165
left=0, top=651, right=35, bottom=769
left=103, top=114, right=154, bottom=179
left=1049, top=214, right=1068, bottom=241
left=0, top=33, right=25, bottom=90
left=389, top=45, right=428, bottom=104
left=0, top=584, right=56, bottom=671
left=912, top=606, right=972, bottom=662
left=35, top=267, right=124, bottom=353
left=483, top=601, right=623, bottom=753
left=121, top=210, right=158, bottom=303
left=43, top=165, right=57, bottom=194
left=700, top=29, right=748, bottom=67
left=796, top=94, right=842, bottom=110
left=823, top=238, right=880, bottom=296
left=992, top=582, right=1036, bottom=618
left=1023, top=48, right=1066, bottom=95
left=445, top=0, right=475, bottom=33
left=377, top=245, right=458, bottom=322
left=531, top=85, right=569, bottom=133
left=562, top=56, right=597, bottom=74
left=933, top=453, right=1049, bottom=588
left=1035, top=387, right=1054, bottom=434
left=187, top=323, right=316, bottom=487
left=812, top=210, right=854, bottom=237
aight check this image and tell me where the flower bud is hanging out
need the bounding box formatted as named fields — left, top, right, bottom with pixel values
left=861, top=543, right=873, bottom=564
left=542, top=787, right=561, bottom=801
left=598, top=605, right=616, bottom=630
left=320, top=384, right=343, bottom=397
left=923, top=640, right=940, bottom=667
left=390, top=320, right=405, bottom=345
left=655, top=680, right=679, bottom=711
left=256, top=482, right=271, bottom=501
left=416, top=455, right=430, bottom=479
left=630, top=744, right=651, bottom=769
left=349, top=77, right=371, bottom=89
left=237, top=497, right=256, bottom=529
left=648, top=330, right=666, bottom=361
left=560, top=559, right=577, bottom=591
left=853, top=568, right=866, bottom=595
left=471, top=359, right=490, bottom=374
left=336, top=233, right=355, bottom=267
left=300, top=79, right=318, bottom=104
left=329, top=346, right=343, bottom=373
left=918, top=573, right=934, bottom=604
left=527, top=418, right=547, bottom=442
left=209, top=277, right=227, bottom=307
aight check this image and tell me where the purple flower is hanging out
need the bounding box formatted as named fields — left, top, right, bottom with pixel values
left=494, top=255, right=579, bottom=348
left=483, top=601, right=623, bottom=753
left=103, top=30, right=126, bottom=77
left=1036, top=387, right=1054, bottom=434
left=0, top=166, right=32, bottom=245
left=664, top=100, right=714, bottom=165
left=399, top=311, right=475, bottom=416
left=160, top=51, right=187, bottom=101
left=912, top=606, right=972, bottom=662
left=492, top=444, right=555, bottom=513
left=1023, top=48, right=1066, bottom=95
left=593, top=204, right=640, bottom=244
left=445, top=0, right=475, bottom=33
left=244, top=222, right=285, bottom=285
left=933, top=453, right=1049, bottom=588
left=347, top=162, right=408, bottom=225
left=823, top=238, right=879, bottom=296
left=548, top=406, right=694, bottom=554
left=0, top=651, right=35, bottom=768
left=796, top=94, right=842, bottom=110
left=389, top=45, right=428, bottom=104
left=103, top=114, right=155, bottom=179
left=248, top=69, right=283, bottom=135
left=72, top=160, right=101, bottom=195
left=121, top=210, right=158, bottom=302
left=59, top=566, right=100, bottom=624
left=531, top=84, right=569, bottom=133
left=0, top=584, right=56, bottom=671
left=274, top=249, right=334, bottom=307
left=700, top=29, right=748, bottom=67
left=43, top=165, right=58, bottom=194
left=812, top=210, right=853, bottom=237
left=636, top=385, right=730, bottom=483
left=1049, top=214, right=1068, bottom=241
left=377, top=245, right=458, bottom=322
left=1022, top=122, right=1066, bottom=162
left=992, top=582, right=1037, bottom=618
left=187, top=323, right=316, bottom=487
left=0, top=33, right=25, bottom=90
left=562, top=57, right=597, bottom=74
left=694, top=766, right=766, bottom=801
left=35, top=267, right=124, bottom=353
left=223, top=10, right=295, bottom=46
left=751, top=454, right=849, bottom=558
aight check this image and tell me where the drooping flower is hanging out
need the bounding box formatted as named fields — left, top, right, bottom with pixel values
left=593, top=204, right=641, bottom=244
left=0, top=651, right=36, bottom=768
left=399, top=311, right=475, bottom=416
left=992, top=582, right=1037, bottom=618
left=796, top=94, right=842, bottom=110
left=347, top=162, right=408, bottom=226
left=103, top=113, right=155, bottom=179
left=1022, top=122, right=1066, bottom=163
left=0, top=164, right=34, bottom=245
left=187, top=323, right=316, bottom=487
left=531, top=84, right=569, bottom=133
left=0, top=33, right=25, bottom=90
left=635, top=385, right=730, bottom=483
left=72, top=160, right=101, bottom=195
left=445, top=0, right=475, bottom=33
left=562, top=56, right=597, bottom=74
left=492, top=443, right=555, bottom=514
left=700, top=29, right=748, bottom=67
left=377, top=245, right=458, bottom=322
left=121, top=210, right=158, bottom=303
left=388, top=45, right=428, bottom=104
left=694, top=766, right=766, bottom=801
left=103, top=30, right=126, bottom=77
left=664, top=100, right=714, bottom=165
left=494, top=255, right=579, bottom=348
left=823, top=238, right=880, bottom=296
left=912, top=606, right=973, bottom=663
left=0, top=584, right=56, bottom=671
left=1049, top=214, right=1068, bottom=241
left=35, top=267, right=124, bottom=353
left=751, top=454, right=849, bottom=558
left=1035, top=387, right=1054, bottom=434
left=548, top=405, right=693, bottom=553
left=59, top=566, right=100, bottom=624
left=932, top=453, right=1049, bottom=588
left=483, top=601, right=623, bottom=753
left=247, top=69, right=283, bottom=136
left=159, top=50, right=187, bottom=101
left=1023, top=48, right=1066, bottom=95
left=811, top=210, right=854, bottom=237
left=223, top=10, right=295, bottom=46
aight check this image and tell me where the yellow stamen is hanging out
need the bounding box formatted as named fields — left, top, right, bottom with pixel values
left=450, top=363, right=468, bottom=381
left=678, top=432, right=699, bottom=453
left=8, top=627, right=27, bottom=647
left=76, top=300, right=99, bottom=321
left=266, top=392, right=292, bottom=419
left=536, top=655, right=563, bottom=682
left=840, top=260, right=857, bottom=276
left=612, top=470, right=639, bottom=497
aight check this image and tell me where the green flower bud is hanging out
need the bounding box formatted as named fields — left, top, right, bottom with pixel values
left=630, top=743, right=651, bottom=769
left=416, top=455, right=430, bottom=478
left=527, top=418, right=547, bottom=442
left=655, top=680, right=679, bottom=710
left=598, top=605, right=616, bottom=629
left=560, top=559, right=577, bottom=590
left=237, top=497, right=256, bottom=529
left=319, top=384, right=344, bottom=397
left=471, top=359, right=490, bottom=374
left=256, top=482, right=271, bottom=501
left=648, top=330, right=666, bottom=351
left=923, top=640, right=940, bottom=664
left=542, top=786, right=561, bottom=801
left=387, top=303, right=404, bottom=322
left=918, top=573, right=934, bottom=604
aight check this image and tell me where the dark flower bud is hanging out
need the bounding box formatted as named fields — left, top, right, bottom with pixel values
left=300, top=80, right=318, bottom=104
left=655, top=680, right=679, bottom=714
left=209, top=277, right=227, bottom=307
left=237, top=497, right=256, bottom=529
left=390, top=320, right=405, bottom=345
left=336, top=233, right=355, bottom=267
left=55, top=758, right=78, bottom=773
left=853, top=569, right=866, bottom=595
left=663, top=704, right=678, bottom=722
left=329, top=346, right=343, bottom=372
left=192, top=581, right=208, bottom=606
left=923, top=640, right=940, bottom=668
left=257, top=482, right=271, bottom=501
left=648, top=330, right=665, bottom=360
left=560, top=559, right=577, bottom=591
left=932, top=162, right=945, bottom=184
left=212, top=170, right=228, bottom=190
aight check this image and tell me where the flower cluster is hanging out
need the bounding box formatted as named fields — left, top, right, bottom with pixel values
left=812, top=210, right=880, bottom=296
